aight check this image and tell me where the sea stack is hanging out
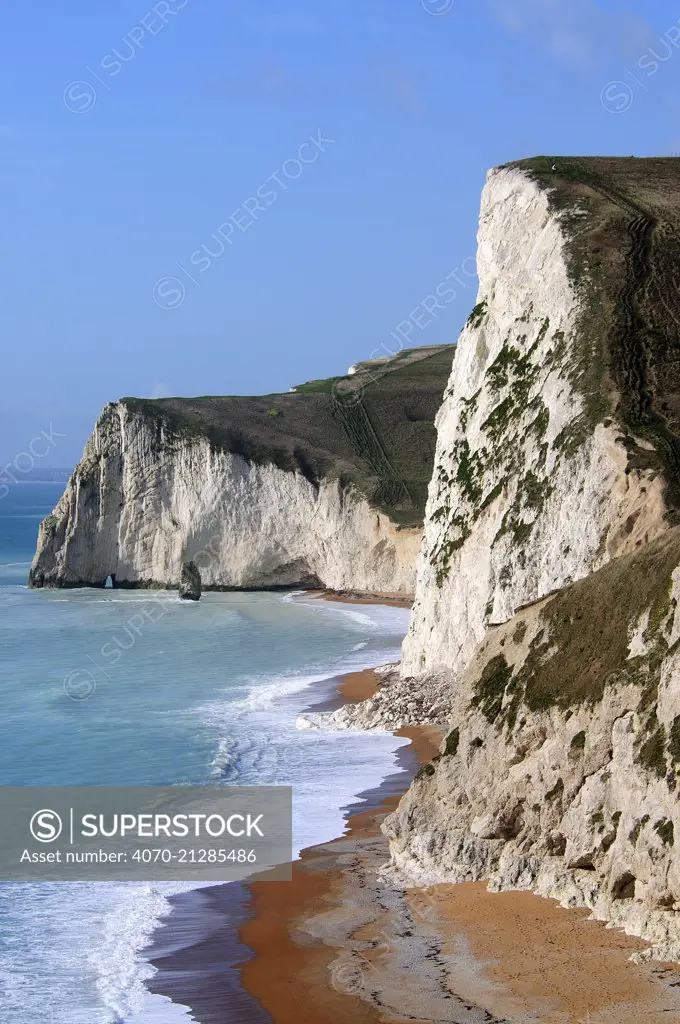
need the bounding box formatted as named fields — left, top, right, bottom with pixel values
left=179, top=561, right=201, bottom=601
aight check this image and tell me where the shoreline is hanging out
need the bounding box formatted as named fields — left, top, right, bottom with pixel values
left=147, top=662, right=428, bottom=1024
left=143, top=601, right=415, bottom=1024
left=148, top=603, right=680, bottom=1024
left=240, top=665, right=442, bottom=1024
left=312, top=589, right=414, bottom=609
left=239, top=677, right=680, bottom=1023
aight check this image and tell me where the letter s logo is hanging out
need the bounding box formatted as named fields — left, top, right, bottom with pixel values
left=30, top=809, right=63, bottom=843
left=600, top=81, right=634, bottom=114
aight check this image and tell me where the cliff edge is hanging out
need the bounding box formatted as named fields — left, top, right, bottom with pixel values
left=30, top=346, right=454, bottom=593
left=403, top=156, right=680, bottom=678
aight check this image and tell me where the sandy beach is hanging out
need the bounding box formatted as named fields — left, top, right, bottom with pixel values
left=314, top=589, right=414, bottom=609
left=240, top=666, right=441, bottom=1024
left=240, top=665, right=680, bottom=1024
left=144, top=641, right=680, bottom=1024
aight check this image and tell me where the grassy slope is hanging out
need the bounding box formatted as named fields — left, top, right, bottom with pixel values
left=122, top=345, right=455, bottom=528
left=507, top=156, right=680, bottom=513
left=467, top=526, right=680, bottom=777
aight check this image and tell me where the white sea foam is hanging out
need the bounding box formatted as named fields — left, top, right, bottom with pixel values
left=1, top=590, right=410, bottom=1024
left=196, top=601, right=410, bottom=857
left=210, top=735, right=241, bottom=777
left=0, top=882, right=200, bottom=1024
left=90, top=883, right=210, bottom=1024
left=286, top=596, right=378, bottom=629
left=112, top=648, right=409, bottom=1023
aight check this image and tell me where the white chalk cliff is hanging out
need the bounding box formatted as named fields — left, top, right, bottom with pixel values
left=386, top=529, right=680, bottom=962
left=30, top=402, right=421, bottom=593
left=335, top=158, right=680, bottom=963
left=33, top=154, right=680, bottom=962
left=402, top=165, right=666, bottom=678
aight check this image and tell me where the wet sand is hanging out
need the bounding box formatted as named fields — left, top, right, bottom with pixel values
left=150, top=655, right=680, bottom=1024
left=312, top=589, right=414, bottom=609
left=241, top=666, right=680, bottom=1024
left=338, top=666, right=382, bottom=702
left=240, top=667, right=441, bottom=1024
left=146, top=665, right=427, bottom=1024
left=147, top=883, right=269, bottom=1024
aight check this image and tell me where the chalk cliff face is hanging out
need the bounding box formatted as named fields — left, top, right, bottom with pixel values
left=402, top=164, right=668, bottom=677
left=30, top=402, right=421, bottom=593
left=380, top=158, right=680, bottom=962
left=33, top=155, right=680, bottom=962
left=32, top=346, right=455, bottom=593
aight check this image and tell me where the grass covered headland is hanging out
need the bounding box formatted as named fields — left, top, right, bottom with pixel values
left=123, top=345, right=455, bottom=528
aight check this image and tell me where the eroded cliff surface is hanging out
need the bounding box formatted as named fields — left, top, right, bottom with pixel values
left=403, top=158, right=680, bottom=677
left=385, top=158, right=680, bottom=961
left=30, top=347, right=454, bottom=593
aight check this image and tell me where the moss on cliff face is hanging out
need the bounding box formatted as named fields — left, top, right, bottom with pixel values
left=511, top=156, right=680, bottom=513
left=427, top=312, right=565, bottom=589
left=390, top=159, right=680, bottom=962
left=514, top=530, right=680, bottom=714
left=639, top=721, right=667, bottom=779
left=472, top=654, right=515, bottom=723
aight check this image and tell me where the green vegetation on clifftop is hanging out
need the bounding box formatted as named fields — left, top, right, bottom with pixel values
left=122, top=345, right=454, bottom=528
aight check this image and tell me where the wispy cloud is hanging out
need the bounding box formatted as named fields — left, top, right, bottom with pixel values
left=489, top=0, right=655, bottom=70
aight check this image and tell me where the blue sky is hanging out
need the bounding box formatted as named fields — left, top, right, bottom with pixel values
left=2, top=0, right=679, bottom=466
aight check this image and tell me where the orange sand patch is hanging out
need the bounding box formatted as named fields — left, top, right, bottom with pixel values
left=240, top=673, right=438, bottom=1024
left=410, top=882, right=680, bottom=1023
left=338, top=667, right=382, bottom=703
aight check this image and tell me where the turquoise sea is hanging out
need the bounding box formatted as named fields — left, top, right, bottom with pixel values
left=0, top=483, right=411, bottom=1023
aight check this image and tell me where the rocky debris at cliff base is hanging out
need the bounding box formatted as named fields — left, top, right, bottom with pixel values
left=179, top=560, right=202, bottom=601
left=296, top=664, right=453, bottom=732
